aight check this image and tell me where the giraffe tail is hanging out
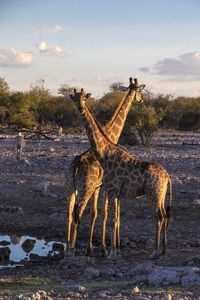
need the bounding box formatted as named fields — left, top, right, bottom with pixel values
left=166, top=176, right=172, bottom=226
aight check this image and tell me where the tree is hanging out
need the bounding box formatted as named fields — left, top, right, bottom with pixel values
left=109, top=82, right=122, bottom=92
left=58, top=84, right=77, bottom=98
left=0, top=77, right=10, bottom=97
left=0, top=78, right=10, bottom=122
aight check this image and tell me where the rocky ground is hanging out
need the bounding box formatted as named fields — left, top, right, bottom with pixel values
left=0, top=130, right=199, bottom=299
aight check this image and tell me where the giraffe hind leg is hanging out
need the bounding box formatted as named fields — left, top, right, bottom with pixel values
left=100, top=191, right=109, bottom=257
left=85, top=187, right=100, bottom=256
left=150, top=206, right=163, bottom=259
left=108, top=196, right=118, bottom=260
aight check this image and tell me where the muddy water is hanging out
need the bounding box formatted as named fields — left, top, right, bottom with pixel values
left=0, top=235, right=65, bottom=268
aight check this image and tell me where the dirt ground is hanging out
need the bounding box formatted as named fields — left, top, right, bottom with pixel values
left=0, top=130, right=199, bottom=299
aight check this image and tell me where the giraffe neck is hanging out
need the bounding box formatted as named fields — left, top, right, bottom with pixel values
left=81, top=102, right=109, bottom=158
left=103, top=89, right=136, bottom=143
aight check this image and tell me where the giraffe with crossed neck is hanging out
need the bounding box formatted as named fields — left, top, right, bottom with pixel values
left=67, top=78, right=144, bottom=256
left=71, top=85, right=172, bottom=259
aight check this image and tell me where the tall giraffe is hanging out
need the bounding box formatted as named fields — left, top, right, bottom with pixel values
left=71, top=87, right=172, bottom=259
left=67, top=78, right=143, bottom=256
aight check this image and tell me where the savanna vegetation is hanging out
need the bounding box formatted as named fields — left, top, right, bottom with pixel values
left=0, top=77, right=199, bottom=145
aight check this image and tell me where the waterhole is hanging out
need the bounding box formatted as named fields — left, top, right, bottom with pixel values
left=0, top=235, right=65, bottom=268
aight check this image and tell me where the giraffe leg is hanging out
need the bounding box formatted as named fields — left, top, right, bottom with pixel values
left=158, top=183, right=168, bottom=256
left=66, top=192, right=76, bottom=256
left=150, top=207, right=163, bottom=259
left=161, top=208, right=167, bottom=256
left=161, top=188, right=168, bottom=255
left=100, top=191, right=108, bottom=257
left=70, top=191, right=93, bottom=255
left=85, top=187, right=100, bottom=256
left=116, top=198, right=121, bottom=257
left=108, top=196, right=118, bottom=260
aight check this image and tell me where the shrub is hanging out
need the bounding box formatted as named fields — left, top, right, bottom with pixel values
left=129, top=104, right=159, bottom=146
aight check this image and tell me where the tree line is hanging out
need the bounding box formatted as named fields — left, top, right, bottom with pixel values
left=0, top=77, right=199, bottom=145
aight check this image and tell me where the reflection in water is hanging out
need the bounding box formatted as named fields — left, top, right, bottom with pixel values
left=0, top=247, right=11, bottom=266
left=21, top=239, right=36, bottom=253
left=10, top=235, right=22, bottom=245
left=0, top=235, right=65, bottom=268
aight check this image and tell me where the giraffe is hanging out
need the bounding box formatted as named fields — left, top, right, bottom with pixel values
left=67, top=78, right=143, bottom=256
left=71, top=87, right=172, bottom=259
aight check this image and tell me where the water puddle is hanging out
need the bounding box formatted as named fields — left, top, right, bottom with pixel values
left=0, top=235, right=65, bottom=268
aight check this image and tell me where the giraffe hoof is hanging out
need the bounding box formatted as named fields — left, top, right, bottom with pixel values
left=161, top=249, right=167, bottom=256
left=100, top=247, right=108, bottom=257
left=66, top=248, right=75, bottom=257
left=116, top=249, right=122, bottom=257
left=84, top=248, right=93, bottom=256
left=150, top=249, right=161, bottom=259
left=108, top=249, right=117, bottom=260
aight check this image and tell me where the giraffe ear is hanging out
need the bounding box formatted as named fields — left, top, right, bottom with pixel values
left=69, top=94, right=74, bottom=100
left=86, top=93, right=91, bottom=99
left=138, top=84, right=146, bottom=91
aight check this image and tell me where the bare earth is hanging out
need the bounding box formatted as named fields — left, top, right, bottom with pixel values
left=0, top=131, right=200, bottom=299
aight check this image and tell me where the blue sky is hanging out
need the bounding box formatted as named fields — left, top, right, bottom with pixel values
left=1, top=0, right=200, bottom=97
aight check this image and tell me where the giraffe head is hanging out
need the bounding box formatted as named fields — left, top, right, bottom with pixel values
left=125, top=77, right=146, bottom=103
left=70, top=88, right=91, bottom=114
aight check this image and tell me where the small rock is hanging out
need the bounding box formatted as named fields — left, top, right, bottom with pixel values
left=130, top=262, right=155, bottom=276
left=132, top=286, right=140, bottom=294
left=37, top=291, right=47, bottom=297
left=193, top=199, right=200, bottom=205
left=181, top=267, right=200, bottom=288
left=77, top=286, right=86, bottom=293
left=52, top=242, right=64, bottom=252
left=148, top=267, right=181, bottom=287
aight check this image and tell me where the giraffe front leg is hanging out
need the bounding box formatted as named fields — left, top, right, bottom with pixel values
left=100, top=191, right=108, bottom=257
left=116, top=198, right=121, bottom=257
left=66, top=192, right=76, bottom=256
left=108, top=197, right=118, bottom=260
left=85, top=187, right=100, bottom=256
left=71, top=192, right=93, bottom=256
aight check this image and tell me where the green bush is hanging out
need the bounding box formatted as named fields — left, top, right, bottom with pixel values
left=95, top=91, right=125, bottom=125
left=127, top=104, right=159, bottom=146
left=0, top=78, right=199, bottom=134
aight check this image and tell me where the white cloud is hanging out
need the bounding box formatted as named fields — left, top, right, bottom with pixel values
left=154, top=52, right=200, bottom=76
left=36, top=41, right=71, bottom=58
left=39, top=25, right=62, bottom=34
left=37, top=41, right=47, bottom=51
left=139, top=51, right=200, bottom=81
left=0, top=48, right=32, bottom=68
